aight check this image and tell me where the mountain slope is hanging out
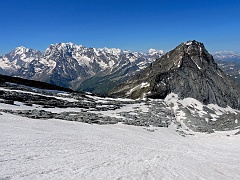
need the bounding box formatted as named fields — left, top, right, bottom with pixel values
left=110, top=40, right=240, bottom=109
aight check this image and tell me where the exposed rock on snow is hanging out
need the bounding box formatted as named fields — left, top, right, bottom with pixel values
left=0, top=77, right=240, bottom=134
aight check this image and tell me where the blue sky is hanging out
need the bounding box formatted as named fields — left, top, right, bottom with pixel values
left=0, top=0, right=240, bottom=55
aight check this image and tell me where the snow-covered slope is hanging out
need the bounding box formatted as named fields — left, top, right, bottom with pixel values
left=1, top=113, right=240, bottom=180
left=0, top=43, right=164, bottom=93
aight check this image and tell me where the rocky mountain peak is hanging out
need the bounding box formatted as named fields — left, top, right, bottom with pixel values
left=10, top=46, right=41, bottom=57
left=14, top=46, right=29, bottom=53
left=44, top=42, right=84, bottom=55
left=1, top=46, right=41, bottom=66
left=110, top=40, right=240, bottom=109
left=181, top=40, right=208, bottom=58
left=160, top=40, right=216, bottom=71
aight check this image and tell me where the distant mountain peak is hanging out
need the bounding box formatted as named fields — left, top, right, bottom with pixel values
left=15, top=46, right=28, bottom=50
left=148, top=48, right=164, bottom=55
left=97, top=47, right=122, bottom=56
left=13, top=46, right=30, bottom=54
left=47, top=42, right=84, bottom=50
left=12, top=46, right=41, bottom=55
left=214, top=50, right=236, bottom=54
left=213, top=50, right=240, bottom=62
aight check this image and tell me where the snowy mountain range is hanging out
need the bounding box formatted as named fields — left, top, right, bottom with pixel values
left=212, top=51, right=240, bottom=83
left=0, top=43, right=164, bottom=94
left=213, top=50, right=240, bottom=62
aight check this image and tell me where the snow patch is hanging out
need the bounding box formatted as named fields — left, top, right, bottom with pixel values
left=127, top=82, right=150, bottom=95
left=185, top=41, right=193, bottom=45
left=148, top=48, right=164, bottom=55
left=91, top=102, right=149, bottom=118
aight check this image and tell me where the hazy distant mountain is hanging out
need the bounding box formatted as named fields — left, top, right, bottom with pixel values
left=213, top=50, right=240, bottom=62
left=0, top=43, right=164, bottom=94
left=212, top=51, right=240, bottom=84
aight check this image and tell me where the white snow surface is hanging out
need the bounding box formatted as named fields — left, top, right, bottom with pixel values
left=1, top=113, right=240, bottom=179
left=127, top=82, right=150, bottom=95
left=185, top=42, right=192, bottom=45
left=91, top=102, right=149, bottom=118
left=148, top=48, right=164, bottom=55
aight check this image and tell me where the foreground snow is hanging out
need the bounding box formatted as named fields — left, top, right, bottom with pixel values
left=1, top=113, right=240, bottom=180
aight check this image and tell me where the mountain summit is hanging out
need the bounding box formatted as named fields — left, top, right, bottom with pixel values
left=110, top=40, right=240, bottom=109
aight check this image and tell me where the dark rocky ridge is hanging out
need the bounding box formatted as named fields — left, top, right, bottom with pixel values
left=110, top=40, right=240, bottom=109
left=0, top=74, right=73, bottom=92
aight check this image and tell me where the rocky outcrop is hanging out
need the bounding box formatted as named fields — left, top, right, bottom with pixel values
left=110, top=40, right=240, bottom=109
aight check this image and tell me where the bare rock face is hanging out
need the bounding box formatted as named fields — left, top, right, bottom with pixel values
left=110, top=40, right=240, bottom=109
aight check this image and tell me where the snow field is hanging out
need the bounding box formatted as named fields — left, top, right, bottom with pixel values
left=1, top=113, right=240, bottom=180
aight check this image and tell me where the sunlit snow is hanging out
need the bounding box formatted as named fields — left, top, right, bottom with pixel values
left=0, top=113, right=240, bottom=179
